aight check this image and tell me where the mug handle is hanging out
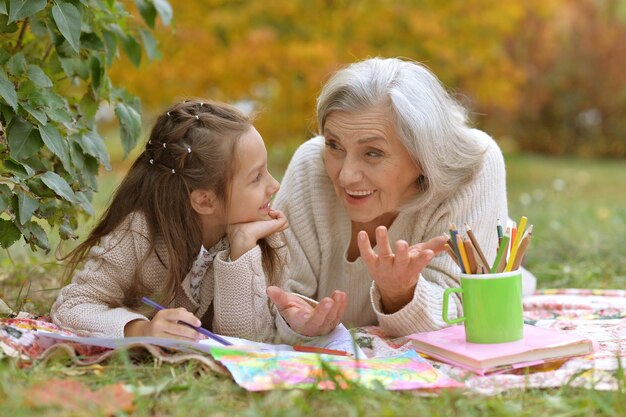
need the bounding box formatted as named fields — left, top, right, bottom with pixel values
left=442, top=287, right=464, bottom=324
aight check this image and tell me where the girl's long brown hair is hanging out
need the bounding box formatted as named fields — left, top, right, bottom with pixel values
left=63, top=100, right=282, bottom=306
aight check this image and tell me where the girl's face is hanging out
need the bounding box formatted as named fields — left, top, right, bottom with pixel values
left=322, top=106, right=421, bottom=229
left=226, top=126, right=280, bottom=224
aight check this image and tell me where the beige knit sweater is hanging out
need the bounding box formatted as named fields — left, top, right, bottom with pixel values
left=51, top=212, right=279, bottom=342
left=273, top=133, right=509, bottom=338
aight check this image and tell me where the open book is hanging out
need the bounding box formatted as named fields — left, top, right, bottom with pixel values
left=36, top=323, right=365, bottom=358
left=408, top=324, right=594, bottom=375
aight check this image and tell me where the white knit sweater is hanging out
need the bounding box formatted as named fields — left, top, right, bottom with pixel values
left=51, top=212, right=280, bottom=342
left=273, top=132, right=509, bottom=338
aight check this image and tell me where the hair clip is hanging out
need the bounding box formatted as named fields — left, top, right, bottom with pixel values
left=163, top=143, right=167, bottom=148
left=166, top=111, right=171, bottom=117
left=149, top=159, right=154, bottom=165
left=171, top=169, right=176, bottom=174
left=148, top=140, right=152, bottom=145
left=195, top=115, right=199, bottom=120
left=187, top=147, right=192, bottom=153
left=200, top=102, right=204, bottom=107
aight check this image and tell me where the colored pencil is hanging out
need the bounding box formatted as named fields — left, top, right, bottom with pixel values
left=464, top=223, right=490, bottom=269
left=141, top=297, right=232, bottom=346
left=456, top=234, right=472, bottom=274
left=511, top=225, right=533, bottom=270
left=506, top=216, right=528, bottom=272
left=444, top=242, right=460, bottom=267
left=463, top=237, right=479, bottom=274
left=448, top=225, right=465, bottom=273
left=491, top=230, right=510, bottom=273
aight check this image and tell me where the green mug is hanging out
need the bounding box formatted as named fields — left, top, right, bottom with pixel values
left=442, top=270, right=524, bottom=344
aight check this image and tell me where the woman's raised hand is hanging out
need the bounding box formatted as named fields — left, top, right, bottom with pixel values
left=124, top=307, right=202, bottom=341
left=266, top=286, right=347, bottom=337
left=357, top=226, right=447, bottom=314
left=228, top=209, right=289, bottom=261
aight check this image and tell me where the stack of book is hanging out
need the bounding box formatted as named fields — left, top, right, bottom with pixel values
left=408, top=324, right=595, bottom=375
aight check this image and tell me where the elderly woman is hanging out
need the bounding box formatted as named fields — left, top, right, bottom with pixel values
left=267, top=57, right=535, bottom=341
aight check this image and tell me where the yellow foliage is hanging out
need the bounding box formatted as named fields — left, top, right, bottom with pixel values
left=110, top=0, right=566, bottom=148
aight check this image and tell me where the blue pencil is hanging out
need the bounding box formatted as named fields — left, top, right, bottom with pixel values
left=141, top=296, right=233, bottom=346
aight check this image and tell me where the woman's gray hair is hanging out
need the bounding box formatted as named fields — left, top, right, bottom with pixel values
left=317, top=57, right=487, bottom=212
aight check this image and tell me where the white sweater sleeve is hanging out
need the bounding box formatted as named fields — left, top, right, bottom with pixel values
left=51, top=223, right=150, bottom=338
left=212, top=245, right=276, bottom=343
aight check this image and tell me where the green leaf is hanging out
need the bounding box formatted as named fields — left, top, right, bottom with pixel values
left=39, top=124, right=72, bottom=173
left=0, top=1, right=7, bottom=14
left=21, top=102, right=47, bottom=125
left=139, top=28, right=159, bottom=60
left=26, top=64, right=53, bottom=87
left=0, top=184, right=11, bottom=213
left=6, top=52, right=25, bottom=76
left=153, top=0, right=172, bottom=26
left=17, top=192, right=38, bottom=224
left=22, top=221, right=49, bottom=251
left=7, top=118, right=43, bottom=160
left=121, top=34, right=141, bottom=67
left=80, top=131, right=111, bottom=170
left=2, top=158, right=35, bottom=177
left=136, top=0, right=156, bottom=28
left=80, top=32, right=104, bottom=50
left=0, top=13, right=19, bottom=33
left=58, top=219, right=76, bottom=240
left=78, top=92, right=97, bottom=122
left=59, top=57, right=90, bottom=79
left=0, top=218, right=21, bottom=248
left=29, top=12, right=48, bottom=37
left=102, top=30, right=117, bottom=67
left=114, top=102, right=141, bottom=157
left=51, top=1, right=81, bottom=53
left=75, top=191, right=94, bottom=216
left=0, top=103, right=14, bottom=124
left=0, top=68, right=17, bottom=110
left=0, top=48, right=8, bottom=64
left=40, top=171, right=76, bottom=202
left=89, top=54, right=103, bottom=92
left=7, top=0, right=46, bottom=23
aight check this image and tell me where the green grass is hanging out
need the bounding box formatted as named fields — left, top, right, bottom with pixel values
left=1, top=153, right=626, bottom=416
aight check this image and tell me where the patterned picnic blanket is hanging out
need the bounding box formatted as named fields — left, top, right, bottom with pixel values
left=1, top=289, right=625, bottom=394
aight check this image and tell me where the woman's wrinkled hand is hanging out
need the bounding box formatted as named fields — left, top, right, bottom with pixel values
left=266, top=286, right=347, bottom=337
left=357, top=226, right=447, bottom=314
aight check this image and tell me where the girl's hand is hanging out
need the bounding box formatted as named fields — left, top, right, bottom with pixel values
left=124, top=307, right=202, bottom=341
left=266, top=286, right=347, bottom=337
left=357, top=226, right=447, bottom=314
left=228, top=209, right=289, bottom=260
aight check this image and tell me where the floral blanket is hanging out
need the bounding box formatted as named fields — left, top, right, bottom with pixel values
left=1, top=289, right=625, bottom=394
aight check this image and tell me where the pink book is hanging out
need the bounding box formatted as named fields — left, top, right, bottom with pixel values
left=408, top=324, right=595, bottom=376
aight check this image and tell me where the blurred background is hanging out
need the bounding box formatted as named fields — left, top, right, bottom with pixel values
left=104, top=0, right=626, bottom=165
left=2, top=0, right=626, bottom=311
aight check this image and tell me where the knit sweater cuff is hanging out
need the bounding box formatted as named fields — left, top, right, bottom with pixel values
left=370, top=276, right=458, bottom=337
left=88, top=309, right=148, bottom=338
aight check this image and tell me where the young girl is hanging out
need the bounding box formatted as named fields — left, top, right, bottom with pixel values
left=52, top=100, right=288, bottom=343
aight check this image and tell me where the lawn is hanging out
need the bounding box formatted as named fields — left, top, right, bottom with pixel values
left=1, top=152, right=625, bottom=416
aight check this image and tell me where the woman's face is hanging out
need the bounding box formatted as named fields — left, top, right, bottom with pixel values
left=323, top=105, right=421, bottom=227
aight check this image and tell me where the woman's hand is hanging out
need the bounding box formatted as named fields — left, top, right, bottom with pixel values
left=357, top=226, right=447, bottom=314
left=124, top=307, right=202, bottom=341
left=266, top=286, right=347, bottom=337
left=228, top=209, right=289, bottom=260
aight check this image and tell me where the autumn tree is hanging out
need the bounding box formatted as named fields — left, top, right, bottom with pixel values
left=0, top=0, right=172, bottom=251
